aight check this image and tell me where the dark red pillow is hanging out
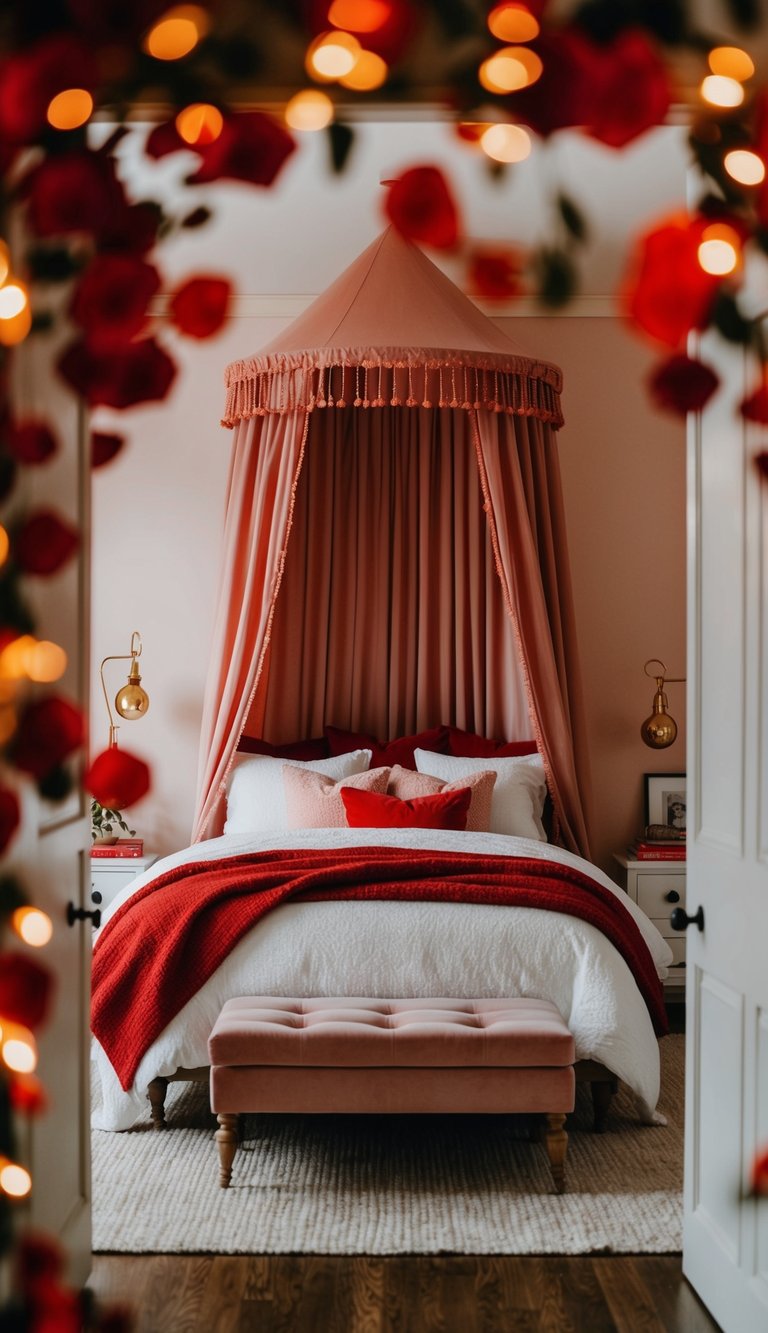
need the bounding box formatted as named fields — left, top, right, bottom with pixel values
left=237, top=735, right=329, bottom=761
left=341, top=785, right=471, bottom=830
left=446, top=726, right=538, bottom=759
left=325, top=723, right=449, bottom=769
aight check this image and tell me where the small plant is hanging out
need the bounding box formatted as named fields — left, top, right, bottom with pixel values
left=91, top=799, right=135, bottom=843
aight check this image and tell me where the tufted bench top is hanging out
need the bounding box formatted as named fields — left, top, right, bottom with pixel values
left=208, top=996, right=575, bottom=1069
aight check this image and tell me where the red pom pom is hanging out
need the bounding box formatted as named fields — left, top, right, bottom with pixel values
left=6, top=420, right=57, bottom=465
left=170, top=276, right=232, bottom=339
left=0, top=785, right=20, bottom=855
left=91, top=432, right=125, bottom=468
left=0, top=952, right=54, bottom=1028
left=622, top=214, right=720, bottom=348
left=13, top=695, right=85, bottom=779
left=14, top=510, right=79, bottom=576
left=648, top=354, right=720, bottom=416
left=385, top=166, right=460, bottom=250
left=70, top=255, right=160, bottom=345
left=86, top=748, right=151, bottom=810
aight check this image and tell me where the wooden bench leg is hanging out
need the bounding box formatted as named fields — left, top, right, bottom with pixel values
left=147, top=1077, right=168, bottom=1130
left=544, top=1112, right=568, bottom=1193
left=215, top=1113, right=239, bottom=1188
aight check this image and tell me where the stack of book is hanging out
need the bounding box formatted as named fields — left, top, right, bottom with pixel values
left=627, top=824, right=686, bottom=861
left=91, top=838, right=144, bottom=859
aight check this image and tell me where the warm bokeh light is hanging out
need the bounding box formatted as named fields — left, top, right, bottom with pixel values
left=339, top=49, right=388, bottom=90
left=26, top=640, right=68, bottom=684
left=175, top=102, right=224, bottom=145
left=0, top=282, right=28, bottom=320
left=0, top=706, right=16, bottom=744
left=0, top=525, right=8, bottom=567
left=479, top=45, right=542, bottom=93
left=285, top=90, right=334, bottom=131
left=456, top=121, right=494, bottom=144
left=2, top=1030, right=37, bottom=1074
left=46, top=88, right=93, bottom=131
left=0, top=1161, right=32, bottom=1199
left=487, top=3, right=540, bottom=42
left=0, top=304, right=31, bottom=346
left=144, top=5, right=210, bottom=60
left=701, top=74, right=745, bottom=108
left=698, top=223, right=741, bottom=276
left=480, top=122, right=532, bottom=163
left=0, top=636, right=37, bottom=680
left=328, top=0, right=391, bottom=31
left=0, top=240, right=9, bottom=287
left=724, top=148, right=765, bottom=186
left=708, top=46, right=755, bottom=82
left=306, top=30, right=361, bottom=81
left=12, top=907, right=54, bottom=949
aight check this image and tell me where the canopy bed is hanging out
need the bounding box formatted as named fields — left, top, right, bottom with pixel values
left=91, top=229, right=672, bottom=1137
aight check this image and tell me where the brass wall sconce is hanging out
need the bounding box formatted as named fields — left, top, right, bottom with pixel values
left=100, top=630, right=150, bottom=748
left=641, top=658, right=685, bottom=749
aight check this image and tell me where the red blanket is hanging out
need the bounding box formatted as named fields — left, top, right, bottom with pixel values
left=91, top=846, right=668, bottom=1089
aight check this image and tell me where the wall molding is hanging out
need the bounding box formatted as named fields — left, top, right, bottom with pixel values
left=152, top=292, right=619, bottom=320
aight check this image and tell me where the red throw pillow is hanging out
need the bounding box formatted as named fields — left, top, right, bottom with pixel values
left=341, top=785, right=472, bottom=830
left=446, top=726, right=538, bottom=759
left=325, top=723, right=449, bottom=769
left=237, top=735, right=329, bottom=761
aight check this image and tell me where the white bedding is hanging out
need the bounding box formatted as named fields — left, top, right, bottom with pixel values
left=92, top=828, right=673, bottom=1131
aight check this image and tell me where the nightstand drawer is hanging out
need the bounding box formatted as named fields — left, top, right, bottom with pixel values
left=636, top=871, right=686, bottom=919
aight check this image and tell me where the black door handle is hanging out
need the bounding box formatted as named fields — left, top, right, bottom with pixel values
left=67, top=901, right=101, bottom=929
left=670, top=905, right=704, bottom=933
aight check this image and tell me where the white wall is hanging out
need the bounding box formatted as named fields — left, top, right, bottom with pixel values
left=91, top=119, right=689, bottom=867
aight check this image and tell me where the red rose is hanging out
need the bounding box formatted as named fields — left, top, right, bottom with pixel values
left=0, top=952, right=53, bottom=1029
left=584, top=29, right=671, bottom=148
left=0, top=35, right=93, bottom=144
left=507, top=29, right=594, bottom=138
left=188, top=112, right=296, bottom=187
left=740, top=380, right=768, bottom=423
left=70, top=255, right=160, bottom=345
left=9, top=1072, right=48, bottom=1115
left=12, top=695, right=85, bottom=779
left=58, top=337, right=177, bottom=409
left=14, top=510, right=79, bottom=576
left=6, top=420, right=57, bottom=465
left=750, top=1145, right=768, bottom=1195
left=170, top=276, right=232, bottom=338
left=468, top=248, right=524, bottom=300
left=622, top=214, right=720, bottom=348
left=98, top=201, right=161, bottom=255
left=91, top=432, right=124, bottom=468
left=755, top=451, right=768, bottom=479
left=385, top=166, right=461, bottom=249
left=0, top=785, right=20, bottom=855
left=15, top=1233, right=63, bottom=1295
left=86, top=747, right=151, bottom=809
left=146, top=120, right=188, bottom=160
left=23, top=151, right=125, bottom=238
left=648, top=354, right=720, bottom=416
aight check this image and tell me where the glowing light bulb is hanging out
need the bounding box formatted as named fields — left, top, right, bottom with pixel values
left=701, top=75, right=744, bottom=108
left=144, top=5, right=209, bottom=60
left=2, top=1030, right=37, bottom=1074
left=306, top=31, right=361, bottom=81
left=12, top=907, right=53, bottom=948
left=328, top=0, right=391, bottom=31
left=480, top=122, right=532, bottom=164
left=0, top=304, right=31, bottom=345
left=284, top=90, right=334, bottom=131
left=708, top=46, right=755, bottom=82
left=724, top=149, right=765, bottom=186
left=479, top=45, right=542, bottom=93
left=175, top=102, right=223, bottom=145
left=0, top=241, right=9, bottom=286
left=0, top=526, right=8, bottom=566
left=0, top=283, right=28, bottom=320
left=697, top=223, right=741, bottom=276
left=0, top=1161, right=32, bottom=1199
left=47, top=88, right=93, bottom=130
left=25, top=640, right=67, bottom=683
left=487, top=3, right=540, bottom=42
left=0, top=635, right=37, bottom=680
left=339, top=49, right=387, bottom=90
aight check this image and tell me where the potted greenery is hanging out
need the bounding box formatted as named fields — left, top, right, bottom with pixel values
left=91, top=799, right=136, bottom=845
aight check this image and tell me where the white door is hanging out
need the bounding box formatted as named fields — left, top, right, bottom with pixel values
left=9, top=334, right=92, bottom=1282
left=682, top=332, right=768, bottom=1330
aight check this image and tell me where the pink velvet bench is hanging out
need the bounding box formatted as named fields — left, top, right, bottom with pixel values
left=208, top=996, right=576, bottom=1192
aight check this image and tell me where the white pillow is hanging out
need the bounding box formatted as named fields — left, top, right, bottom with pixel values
left=414, top=749, right=547, bottom=841
left=225, top=750, right=372, bottom=835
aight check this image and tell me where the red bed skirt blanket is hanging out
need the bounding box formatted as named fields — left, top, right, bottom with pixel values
left=91, top=846, right=668, bottom=1090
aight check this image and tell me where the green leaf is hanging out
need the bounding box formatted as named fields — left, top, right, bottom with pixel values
left=25, top=247, right=82, bottom=282
left=711, top=291, right=754, bottom=345
left=535, top=247, right=578, bottom=308
left=327, top=121, right=355, bottom=175
left=557, top=192, right=588, bottom=244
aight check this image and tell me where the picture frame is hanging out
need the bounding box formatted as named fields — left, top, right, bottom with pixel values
left=644, top=773, right=687, bottom=833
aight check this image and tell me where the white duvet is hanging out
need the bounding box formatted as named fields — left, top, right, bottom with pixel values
left=91, top=828, right=673, bottom=1131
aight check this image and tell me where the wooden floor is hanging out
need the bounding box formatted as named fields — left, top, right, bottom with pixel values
left=88, top=1254, right=722, bottom=1332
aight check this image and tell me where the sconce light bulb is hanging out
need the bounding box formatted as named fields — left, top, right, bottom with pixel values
left=115, top=661, right=149, bottom=721
left=641, top=686, right=678, bottom=749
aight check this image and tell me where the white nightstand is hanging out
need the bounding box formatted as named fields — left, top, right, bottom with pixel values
left=90, top=854, right=159, bottom=916
left=612, top=853, right=686, bottom=994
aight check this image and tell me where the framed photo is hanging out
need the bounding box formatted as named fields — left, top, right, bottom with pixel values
left=644, top=773, right=687, bottom=832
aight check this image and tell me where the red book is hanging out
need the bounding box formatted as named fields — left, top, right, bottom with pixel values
left=91, top=839, right=144, bottom=859
left=629, top=842, right=686, bottom=861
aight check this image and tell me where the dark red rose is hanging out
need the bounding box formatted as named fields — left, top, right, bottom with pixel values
left=146, top=120, right=188, bottom=160
left=506, top=28, right=595, bottom=138
left=12, top=695, right=85, bottom=779
left=0, top=35, right=93, bottom=144
left=58, top=337, right=177, bottom=409
left=0, top=952, right=53, bottom=1028
left=170, top=276, right=232, bottom=338
left=98, top=201, right=161, bottom=255
left=15, top=1233, right=63, bottom=1295
left=23, top=151, right=125, bottom=239
left=583, top=29, right=671, bottom=148
left=385, top=166, right=460, bottom=249
left=9, top=1072, right=48, bottom=1115
left=6, top=420, right=57, bottom=465
left=0, top=785, right=20, bottom=855
left=86, top=747, right=151, bottom=809
left=740, top=380, right=768, bottom=423
left=188, top=112, right=296, bottom=187
left=468, top=248, right=524, bottom=300
left=14, top=510, right=79, bottom=576
left=622, top=214, right=720, bottom=347
left=91, top=432, right=125, bottom=468
left=70, top=255, right=160, bottom=344
left=648, top=354, right=720, bottom=416
left=755, top=451, right=768, bottom=479
left=751, top=1146, right=768, bottom=1195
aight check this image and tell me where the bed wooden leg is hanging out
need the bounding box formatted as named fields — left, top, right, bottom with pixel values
left=215, top=1112, right=239, bottom=1188
left=147, top=1076, right=168, bottom=1129
left=591, top=1077, right=618, bottom=1133
left=544, top=1112, right=568, bottom=1193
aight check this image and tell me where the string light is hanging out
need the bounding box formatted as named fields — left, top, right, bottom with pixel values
left=724, top=148, right=765, bottom=186
left=339, top=49, right=387, bottom=90
left=175, top=103, right=223, bottom=145
left=46, top=89, right=93, bottom=131
left=328, top=0, right=391, bottom=31
left=25, top=640, right=67, bottom=684
left=479, top=46, right=542, bottom=93
left=12, top=907, right=53, bottom=949
left=487, top=3, right=540, bottom=42
left=144, top=5, right=210, bottom=60
left=701, top=75, right=745, bottom=108
left=0, top=240, right=9, bottom=286
left=708, top=46, right=755, bottom=82
left=1, top=1025, right=37, bottom=1074
left=480, top=122, right=532, bottom=163
left=0, top=279, right=30, bottom=346
left=285, top=90, right=334, bottom=131
left=697, top=222, right=741, bottom=276
left=306, top=31, right=361, bottom=81
left=0, top=1160, right=32, bottom=1199
left=0, top=283, right=28, bottom=320
left=0, top=636, right=38, bottom=681
left=0, top=525, right=8, bottom=567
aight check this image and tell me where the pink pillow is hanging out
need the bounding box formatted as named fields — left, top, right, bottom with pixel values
left=282, top=765, right=390, bottom=828
left=388, top=764, right=496, bottom=833
left=446, top=726, right=538, bottom=759
left=325, top=723, right=449, bottom=769
left=342, top=785, right=472, bottom=831
left=238, top=735, right=329, bottom=760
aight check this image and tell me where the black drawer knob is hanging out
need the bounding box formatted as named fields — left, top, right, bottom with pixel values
left=91, top=889, right=103, bottom=904
left=67, top=901, right=101, bottom=929
left=670, top=905, right=704, bottom=933
left=664, top=889, right=680, bottom=903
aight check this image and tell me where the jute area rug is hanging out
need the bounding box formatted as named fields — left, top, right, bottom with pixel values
left=92, top=1035, right=683, bottom=1256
